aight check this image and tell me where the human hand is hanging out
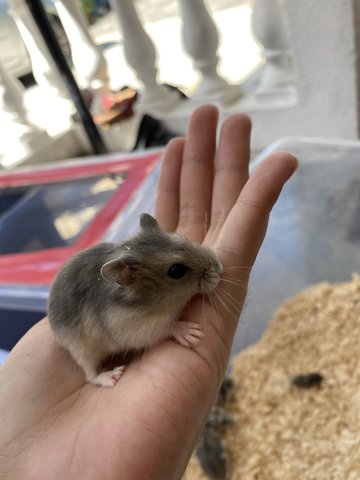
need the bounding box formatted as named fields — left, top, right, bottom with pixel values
left=0, top=105, right=297, bottom=479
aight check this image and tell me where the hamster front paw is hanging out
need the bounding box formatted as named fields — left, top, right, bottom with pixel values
left=171, top=321, right=204, bottom=348
left=91, top=365, right=126, bottom=387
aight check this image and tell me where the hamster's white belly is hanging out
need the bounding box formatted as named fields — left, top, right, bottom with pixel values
left=105, top=306, right=176, bottom=351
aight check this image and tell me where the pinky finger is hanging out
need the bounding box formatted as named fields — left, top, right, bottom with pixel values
left=216, top=151, right=298, bottom=268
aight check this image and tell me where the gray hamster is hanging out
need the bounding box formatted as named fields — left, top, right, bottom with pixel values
left=196, top=376, right=234, bottom=480
left=48, top=213, right=222, bottom=387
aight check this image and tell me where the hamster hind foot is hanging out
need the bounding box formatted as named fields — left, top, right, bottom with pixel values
left=171, top=322, right=204, bottom=348
left=90, top=365, right=126, bottom=387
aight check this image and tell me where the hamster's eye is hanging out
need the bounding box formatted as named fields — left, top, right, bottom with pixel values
left=167, top=263, right=190, bottom=279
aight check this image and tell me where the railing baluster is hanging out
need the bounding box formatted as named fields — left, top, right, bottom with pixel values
left=0, top=61, right=50, bottom=168
left=53, top=0, right=109, bottom=90
left=109, top=0, right=181, bottom=113
left=252, top=0, right=294, bottom=94
left=178, top=0, right=241, bottom=105
left=9, top=0, right=68, bottom=97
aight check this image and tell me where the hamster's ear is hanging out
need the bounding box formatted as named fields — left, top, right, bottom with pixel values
left=140, top=213, right=160, bottom=231
left=101, top=255, right=140, bottom=285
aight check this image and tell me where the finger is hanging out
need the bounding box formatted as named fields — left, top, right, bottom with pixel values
left=205, top=152, right=298, bottom=345
left=207, top=114, right=251, bottom=245
left=155, top=137, right=185, bottom=231
left=216, top=152, right=298, bottom=268
left=177, top=105, right=219, bottom=242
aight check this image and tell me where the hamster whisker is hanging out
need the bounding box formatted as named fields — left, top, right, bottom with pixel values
left=212, top=208, right=225, bottom=242
left=209, top=292, right=228, bottom=323
left=208, top=292, right=223, bottom=325
left=203, top=210, right=209, bottom=242
left=220, top=277, right=248, bottom=289
left=204, top=208, right=225, bottom=247
left=221, top=275, right=248, bottom=283
left=216, top=286, right=242, bottom=313
left=218, top=287, right=242, bottom=311
left=201, top=293, right=207, bottom=334
left=222, top=266, right=252, bottom=272
left=208, top=292, right=217, bottom=314
left=221, top=273, right=249, bottom=281
left=213, top=289, right=239, bottom=318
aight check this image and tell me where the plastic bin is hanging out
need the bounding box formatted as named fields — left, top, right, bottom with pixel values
left=232, top=137, right=360, bottom=356
left=0, top=149, right=162, bottom=350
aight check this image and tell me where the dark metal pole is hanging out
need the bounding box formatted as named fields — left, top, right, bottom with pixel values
left=24, top=0, right=108, bottom=155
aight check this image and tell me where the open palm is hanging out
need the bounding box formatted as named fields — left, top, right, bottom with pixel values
left=0, top=105, right=297, bottom=480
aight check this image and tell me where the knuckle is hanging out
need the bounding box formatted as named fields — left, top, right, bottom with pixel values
left=216, top=242, right=241, bottom=261
left=210, top=210, right=225, bottom=224
left=178, top=203, right=206, bottom=228
left=236, top=195, right=263, bottom=212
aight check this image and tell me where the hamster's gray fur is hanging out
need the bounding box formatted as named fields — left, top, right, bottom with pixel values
left=48, top=213, right=222, bottom=387
left=196, top=376, right=234, bottom=480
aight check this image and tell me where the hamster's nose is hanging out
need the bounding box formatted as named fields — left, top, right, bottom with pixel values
left=216, top=260, right=223, bottom=275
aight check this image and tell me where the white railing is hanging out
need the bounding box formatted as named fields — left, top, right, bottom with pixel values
left=108, top=0, right=294, bottom=110
left=0, top=60, right=51, bottom=168
left=1, top=0, right=359, bottom=168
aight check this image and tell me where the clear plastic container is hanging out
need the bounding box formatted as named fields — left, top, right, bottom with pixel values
left=232, top=136, right=360, bottom=355
left=0, top=149, right=162, bottom=350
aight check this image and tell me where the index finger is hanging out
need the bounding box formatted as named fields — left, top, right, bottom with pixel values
left=155, top=137, right=185, bottom=231
left=177, top=105, right=219, bottom=242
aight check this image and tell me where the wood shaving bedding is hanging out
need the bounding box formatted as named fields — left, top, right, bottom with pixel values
left=183, top=275, right=360, bottom=479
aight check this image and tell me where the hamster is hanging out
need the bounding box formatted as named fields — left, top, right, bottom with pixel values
left=48, top=213, right=223, bottom=387
left=196, top=376, right=234, bottom=480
